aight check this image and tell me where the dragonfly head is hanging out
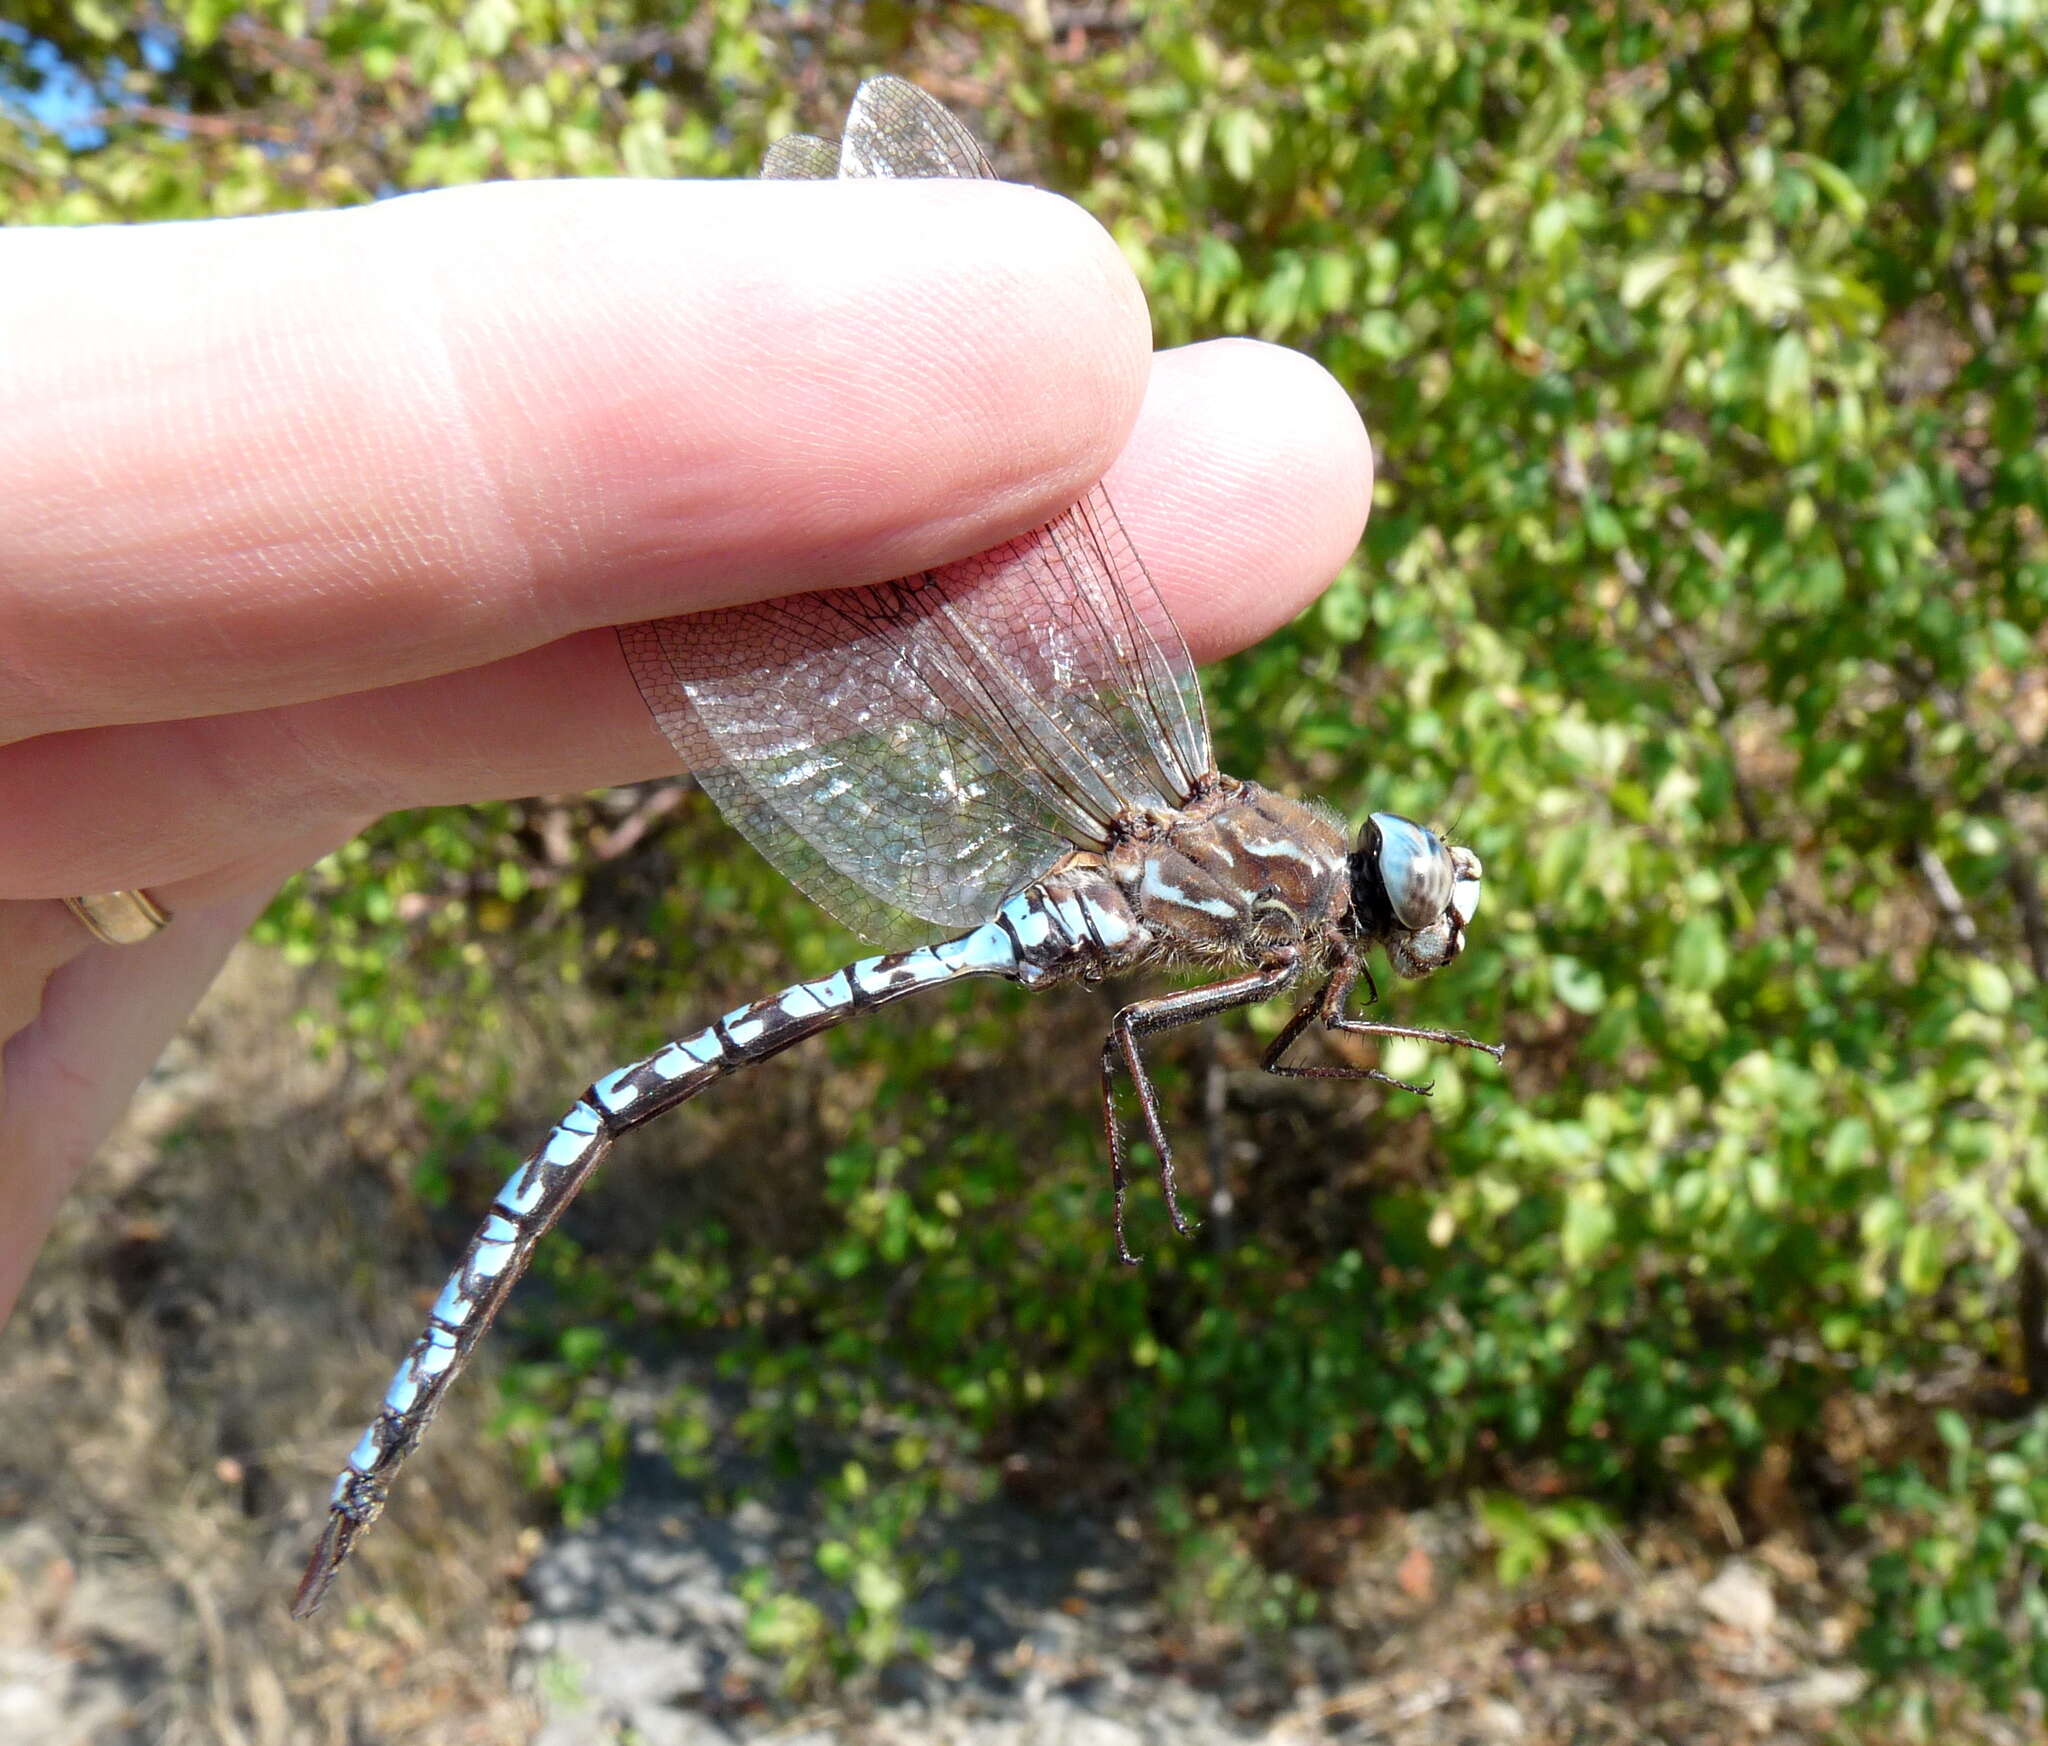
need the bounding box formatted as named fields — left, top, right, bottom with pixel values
left=1347, top=813, right=1482, bottom=979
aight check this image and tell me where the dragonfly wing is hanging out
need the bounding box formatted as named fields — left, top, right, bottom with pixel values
left=838, top=75, right=996, bottom=179
left=621, top=600, right=1070, bottom=947
left=822, top=77, right=1213, bottom=807
left=917, top=483, right=1212, bottom=823
left=618, top=79, right=1210, bottom=946
left=624, top=479, right=1211, bottom=947
left=761, top=131, right=841, bottom=180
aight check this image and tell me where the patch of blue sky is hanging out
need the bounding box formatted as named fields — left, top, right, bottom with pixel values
left=1, top=20, right=180, bottom=152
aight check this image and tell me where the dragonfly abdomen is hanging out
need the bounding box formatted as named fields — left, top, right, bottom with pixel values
left=293, top=905, right=1125, bottom=1616
left=996, top=858, right=1156, bottom=985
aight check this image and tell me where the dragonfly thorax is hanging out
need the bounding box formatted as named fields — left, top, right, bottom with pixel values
left=1094, top=775, right=1354, bottom=970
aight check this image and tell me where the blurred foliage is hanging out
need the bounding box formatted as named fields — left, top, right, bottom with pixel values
left=1472, top=1489, right=1613, bottom=1589
left=1855, top=1408, right=2048, bottom=1723
left=9, top=0, right=2048, bottom=1717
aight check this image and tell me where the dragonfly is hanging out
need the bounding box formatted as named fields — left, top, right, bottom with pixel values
left=292, top=76, right=1501, bottom=1620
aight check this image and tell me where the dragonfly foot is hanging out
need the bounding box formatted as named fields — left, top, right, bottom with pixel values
left=1161, top=1180, right=1200, bottom=1238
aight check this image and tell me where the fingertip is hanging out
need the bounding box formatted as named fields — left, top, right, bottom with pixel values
left=1106, top=339, right=1373, bottom=661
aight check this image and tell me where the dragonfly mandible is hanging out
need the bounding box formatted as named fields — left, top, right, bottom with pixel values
left=292, top=76, right=1501, bottom=1620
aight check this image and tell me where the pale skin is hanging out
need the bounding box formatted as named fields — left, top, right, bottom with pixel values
left=0, top=174, right=1374, bottom=1327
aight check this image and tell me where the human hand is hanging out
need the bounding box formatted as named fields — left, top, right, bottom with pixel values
left=0, top=173, right=1374, bottom=1325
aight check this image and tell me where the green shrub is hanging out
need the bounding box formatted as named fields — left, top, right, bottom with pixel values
left=1857, top=1409, right=2048, bottom=1720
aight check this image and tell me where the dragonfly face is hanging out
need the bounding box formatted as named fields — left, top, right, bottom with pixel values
left=1349, top=812, right=1482, bottom=980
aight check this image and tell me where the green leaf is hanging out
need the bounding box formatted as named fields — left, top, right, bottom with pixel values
left=1899, top=1222, right=1947, bottom=1297
left=1215, top=107, right=1268, bottom=182
left=1965, top=960, right=2013, bottom=1015
left=1801, top=154, right=1868, bottom=223
left=1355, top=309, right=1409, bottom=358
left=463, top=0, right=519, bottom=56
left=1620, top=255, right=1683, bottom=308
left=1551, top=957, right=1607, bottom=1014
left=1310, top=250, right=1356, bottom=315
left=1668, top=915, right=1730, bottom=992
left=1530, top=198, right=1572, bottom=256
left=69, top=0, right=120, bottom=40
left=1934, top=1410, right=1972, bottom=1455
left=1765, top=331, right=1812, bottom=417
left=1561, top=1188, right=1617, bottom=1267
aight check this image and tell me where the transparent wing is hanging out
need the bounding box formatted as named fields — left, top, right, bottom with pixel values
left=837, top=75, right=996, bottom=179
left=623, top=481, right=1210, bottom=945
left=761, top=131, right=840, bottom=180
left=622, top=583, right=1068, bottom=949
left=618, top=78, right=1211, bottom=948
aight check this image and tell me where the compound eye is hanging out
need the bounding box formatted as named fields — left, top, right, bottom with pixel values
left=1370, top=813, right=1454, bottom=931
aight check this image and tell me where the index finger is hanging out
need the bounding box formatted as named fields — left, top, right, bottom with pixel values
left=0, top=175, right=1150, bottom=741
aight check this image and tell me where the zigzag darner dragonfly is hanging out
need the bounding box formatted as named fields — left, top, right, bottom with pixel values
left=292, top=76, right=1500, bottom=1620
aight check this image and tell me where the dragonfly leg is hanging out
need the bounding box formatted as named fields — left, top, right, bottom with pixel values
left=1262, top=943, right=1504, bottom=1095
left=1100, top=949, right=1303, bottom=1262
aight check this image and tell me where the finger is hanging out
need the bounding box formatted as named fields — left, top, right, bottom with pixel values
left=0, top=888, right=268, bottom=1325
left=0, top=903, right=84, bottom=1050
left=2, top=176, right=1149, bottom=739
left=1109, top=337, right=1372, bottom=661
left=1, top=339, right=1370, bottom=895
left=0, top=812, right=361, bottom=1102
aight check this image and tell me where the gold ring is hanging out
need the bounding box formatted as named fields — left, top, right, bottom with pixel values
left=63, top=889, right=172, bottom=946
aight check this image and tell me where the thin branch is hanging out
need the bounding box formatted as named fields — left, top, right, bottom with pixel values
left=2004, top=846, right=2048, bottom=985
left=2006, top=1204, right=2048, bottom=1279
left=83, top=104, right=300, bottom=144
left=1916, top=841, right=1980, bottom=944
left=1899, top=671, right=2047, bottom=976
left=1898, top=714, right=1982, bottom=948
left=1558, top=446, right=1761, bottom=839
